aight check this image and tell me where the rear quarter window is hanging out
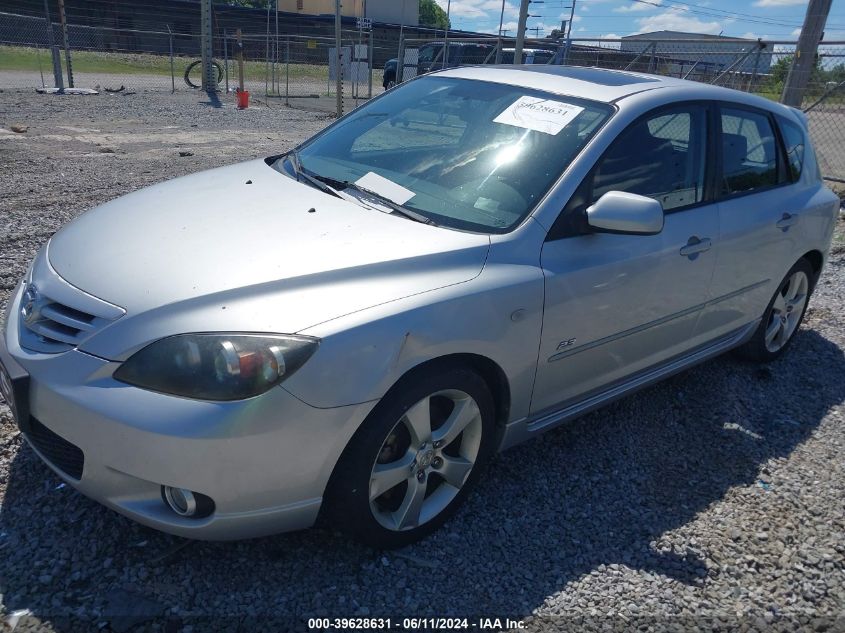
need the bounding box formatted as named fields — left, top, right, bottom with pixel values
left=778, top=116, right=807, bottom=182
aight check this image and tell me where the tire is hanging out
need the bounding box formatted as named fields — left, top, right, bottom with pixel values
left=323, top=365, right=496, bottom=549
left=183, top=60, right=224, bottom=89
left=735, top=258, right=814, bottom=363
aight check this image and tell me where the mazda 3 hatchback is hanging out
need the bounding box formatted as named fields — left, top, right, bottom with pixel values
left=0, top=66, right=838, bottom=548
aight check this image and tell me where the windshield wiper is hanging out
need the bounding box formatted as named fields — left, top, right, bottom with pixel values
left=286, top=151, right=343, bottom=199
left=286, top=152, right=435, bottom=226
left=308, top=173, right=436, bottom=226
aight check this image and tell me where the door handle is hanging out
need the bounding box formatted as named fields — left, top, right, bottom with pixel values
left=679, top=236, right=712, bottom=258
left=776, top=213, right=799, bottom=231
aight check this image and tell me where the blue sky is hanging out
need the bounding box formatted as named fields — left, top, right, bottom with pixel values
left=433, top=0, right=845, bottom=41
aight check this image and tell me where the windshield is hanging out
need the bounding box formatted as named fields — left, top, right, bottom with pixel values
left=418, top=45, right=438, bottom=63
left=292, top=76, right=613, bottom=233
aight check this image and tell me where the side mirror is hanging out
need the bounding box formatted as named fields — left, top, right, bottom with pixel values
left=586, top=191, right=664, bottom=236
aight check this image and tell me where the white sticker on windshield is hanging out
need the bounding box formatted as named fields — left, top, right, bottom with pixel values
left=494, top=96, right=584, bottom=135
left=355, top=172, right=416, bottom=205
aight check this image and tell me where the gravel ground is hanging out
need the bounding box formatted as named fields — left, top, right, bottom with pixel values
left=1, top=89, right=845, bottom=633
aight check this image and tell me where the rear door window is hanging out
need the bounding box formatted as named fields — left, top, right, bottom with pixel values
left=719, top=107, right=779, bottom=195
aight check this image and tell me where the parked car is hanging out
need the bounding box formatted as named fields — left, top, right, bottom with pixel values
left=382, top=41, right=496, bottom=88
left=498, top=47, right=557, bottom=64
left=0, top=66, right=838, bottom=548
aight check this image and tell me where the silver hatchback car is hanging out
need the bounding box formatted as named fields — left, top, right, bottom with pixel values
left=0, top=67, right=838, bottom=548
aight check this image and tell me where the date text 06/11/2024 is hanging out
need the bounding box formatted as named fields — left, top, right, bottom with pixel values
left=306, top=617, right=527, bottom=630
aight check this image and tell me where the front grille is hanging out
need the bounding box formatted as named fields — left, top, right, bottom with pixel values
left=23, top=295, right=102, bottom=352
left=18, top=256, right=125, bottom=354
left=25, top=417, right=85, bottom=480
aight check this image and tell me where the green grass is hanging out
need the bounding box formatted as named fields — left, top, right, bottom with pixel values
left=0, top=44, right=333, bottom=82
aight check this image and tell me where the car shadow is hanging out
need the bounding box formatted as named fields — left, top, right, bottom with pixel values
left=1, top=328, right=843, bottom=630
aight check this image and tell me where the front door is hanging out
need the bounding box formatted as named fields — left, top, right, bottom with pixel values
left=531, top=102, right=718, bottom=414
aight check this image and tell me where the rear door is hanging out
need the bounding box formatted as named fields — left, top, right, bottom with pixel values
left=532, top=102, right=719, bottom=414
left=695, top=103, right=806, bottom=341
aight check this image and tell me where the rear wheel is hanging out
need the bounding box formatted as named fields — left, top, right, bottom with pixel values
left=736, top=258, right=813, bottom=362
left=323, top=366, right=496, bottom=548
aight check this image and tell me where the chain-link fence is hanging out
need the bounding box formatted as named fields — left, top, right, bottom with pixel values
left=0, top=11, right=390, bottom=113
left=2, top=9, right=845, bottom=180
left=394, top=35, right=845, bottom=181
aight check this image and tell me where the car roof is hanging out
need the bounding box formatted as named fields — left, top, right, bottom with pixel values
left=436, top=65, right=784, bottom=109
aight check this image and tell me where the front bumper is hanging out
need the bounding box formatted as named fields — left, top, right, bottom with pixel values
left=3, top=281, right=377, bottom=540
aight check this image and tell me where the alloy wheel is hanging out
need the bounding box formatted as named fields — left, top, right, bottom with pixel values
left=764, top=270, right=809, bottom=353
left=368, top=389, right=483, bottom=531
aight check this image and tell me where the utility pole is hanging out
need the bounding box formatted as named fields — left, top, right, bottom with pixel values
left=562, top=0, right=576, bottom=65
left=57, top=0, right=73, bottom=88
left=335, top=0, right=342, bottom=117
left=514, top=0, right=529, bottom=65
left=42, top=0, right=63, bottom=90
left=200, top=0, right=215, bottom=91
left=495, top=0, right=506, bottom=63
left=781, top=0, right=832, bottom=106
left=442, top=0, right=451, bottom=70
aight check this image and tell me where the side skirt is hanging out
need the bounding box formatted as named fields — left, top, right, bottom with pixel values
left=497, top=320, right=759, bottom=451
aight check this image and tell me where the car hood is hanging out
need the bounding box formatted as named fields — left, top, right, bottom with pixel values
left=45, top=159, right=490, bottom=359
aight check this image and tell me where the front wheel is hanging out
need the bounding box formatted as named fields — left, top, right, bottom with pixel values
left=323, top=366, right=496, bottom=548
left=736, top=258, right=814, bottom=362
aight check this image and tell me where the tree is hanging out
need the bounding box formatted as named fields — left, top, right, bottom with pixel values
left=419, top=0, right=450, bottom=30
left=764, top=54, right=827, bottom=97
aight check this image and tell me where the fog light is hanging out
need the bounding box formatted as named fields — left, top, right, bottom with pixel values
left=163, top=486, right=197, bottom=517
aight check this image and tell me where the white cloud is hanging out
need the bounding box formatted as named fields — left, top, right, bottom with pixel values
left=753, top=0, right=806, bottom=6
left=614, top=1, right=662, bottom=13
left=791, top=27, right=802, bottom=36
left=434, top=0, right=519, bottom=20
left=634, top=8, right=725, bottom=35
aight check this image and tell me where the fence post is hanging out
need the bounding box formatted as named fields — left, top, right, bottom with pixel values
left=368, top=31, right=373, bottom=98
left=36, top=44, right=45, bottom=88
left=274, top=0, right=280, bottom=94
left=224, top=28, right=229, bottom=93
left=236, top=28, right=245, bottom=93
left=42, top=0, right=63, bottom=90
left=747, top=41, right=764, bottom=92
left=285, top=36, right=290, bottom=106
left=397, top=33, right=405, bottom=83
left=265, top=2, right=271, bottom=96
left=167, top=25, right=175, bottom=93
left=335, top=0, right=343, bottom=117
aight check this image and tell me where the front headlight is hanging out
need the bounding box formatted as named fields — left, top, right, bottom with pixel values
left=114, top=333, right=319, bottom=401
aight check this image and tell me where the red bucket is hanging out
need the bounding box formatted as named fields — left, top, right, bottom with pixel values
left=236, top=90, right=249, bottom=109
